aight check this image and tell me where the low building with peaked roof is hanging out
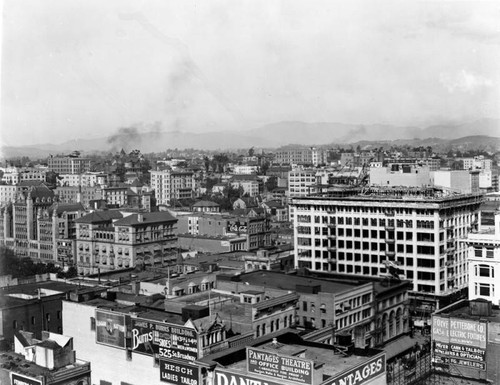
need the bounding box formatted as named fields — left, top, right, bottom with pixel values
left=191, top=200, right=221, bottom=213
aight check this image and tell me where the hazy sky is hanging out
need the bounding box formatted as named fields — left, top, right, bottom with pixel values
left=1, top=0, right=499, bottom=146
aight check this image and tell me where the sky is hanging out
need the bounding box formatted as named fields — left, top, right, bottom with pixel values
left=1, top=0, right=499, bottom=146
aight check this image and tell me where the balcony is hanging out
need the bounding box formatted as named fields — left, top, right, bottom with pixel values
left=327, top=234, right=337, bottom=240
left=327, top=246, right=337, bottom=252
left=385, top=250, right=395, bottom=257
left=385, top=238, right=395, bottom=244
left=385, top=225, right=395, bottom=231
left=328, top=258, right=337, bottom=264
left=327, top=223, right=336, bottom=229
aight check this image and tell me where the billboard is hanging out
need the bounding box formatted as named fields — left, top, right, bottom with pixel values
left=160, top=359, right=199, bottom=385
left=321, top=353, right=386, bottom=385
left=247, top=347, right=313, bottom=385
left=130, top=318, right=198, bottom=360
left=214, top=369, right=282, bottom=385
left=431, top=316, right=487, bottom=371
left=95, top=309, right=126, bottom=349
left=11, top=373, right=42, bottom=385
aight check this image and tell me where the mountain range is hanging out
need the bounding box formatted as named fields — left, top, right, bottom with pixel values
left=1, top=118, right=499, bottom=158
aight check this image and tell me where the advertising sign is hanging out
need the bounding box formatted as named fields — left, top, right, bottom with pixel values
left=247, top=347, right=313, bottom=385
left=431, top=316, right=487, bottom=371
left=321, top=353, right=386, bottom=385
left=226, top=220, right=247, bottom=234
left=11, top=373, right=42, bottom=385
left=432, top=316, right=487, bottom=348
left=95, top=310, right=126, bottom=349
left=214, top=369, right=282, bottom=385
left=160, top=359, right=199, bottom=385
left=131, top=318, right=198, bottom=360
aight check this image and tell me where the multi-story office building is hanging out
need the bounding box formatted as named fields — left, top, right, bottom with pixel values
left=55, top=185, right=102, bottom=208
left=370, top=164, right=432, bottom=187
left=290, top=187, right=483, bottom=311
left=431, top=169, right=480, bottom=194
left=288, top=169, right=317, bottom=197
left=0, top=185, right=56, bottom=257
left=177, top=212, right=271, bottom=252
left=230, top=179, right=260, bottom=197
left=461, top=155, right=493, bottom=171
left=386, top=157, right=441, bottom=171
left=221, top=271, right=411, bottom=348
left=151, top=169, right=195, bottom=206
left=0, top=184, right=21, bottom=205
left=1, top=167, right=47, bottom=184
left=0, top=190, right=86, bottom=265
left=275, top=147, right=327, bottom=166
left=466, top=210, right=500, bottom=306
left=47, top=153, right=91, bottom=174
left=58, top=172, right=108, bottom=187
left=233, top=164, right=259, bottom=174
left=74, top=211, right=178, bottom=275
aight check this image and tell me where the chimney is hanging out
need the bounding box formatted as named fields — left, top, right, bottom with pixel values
left=137, top=213, right=144, bottom=223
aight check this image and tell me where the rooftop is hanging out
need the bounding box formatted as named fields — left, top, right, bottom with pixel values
left=74, top=210, right=123, bottom=224
left=435, top=299, right=500, bottom=323
left=113, top=211, right=177, bottom=226
left=236, top=271, right=358, bottom=295
left=0, top=352, right=89, bottom=381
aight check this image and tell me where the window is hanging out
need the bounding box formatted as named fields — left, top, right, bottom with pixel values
left=476, top=283, right=492, bottom=297
left=477, top=265, right=494, bottom=278
left=31, top=316, right=35, bottom=325
left=91, top=317, right=96, bottom=331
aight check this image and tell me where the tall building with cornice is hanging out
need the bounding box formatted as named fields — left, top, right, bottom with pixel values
left=290, top=187, right=483, bottom=316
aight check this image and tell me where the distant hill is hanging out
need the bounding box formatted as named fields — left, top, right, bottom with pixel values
left=1, top=118, right=499, bottom=158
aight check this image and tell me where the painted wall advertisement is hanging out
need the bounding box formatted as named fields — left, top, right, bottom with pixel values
left=214, top=369, right=282, bottom=385
left=226, top=220, right=248, bottom=234
left=247, top=347, right=313, bottom=385
left=95, top=310, right=126, bottom=349
left=431, top=316, right=487, bottom=371
left=130, top=318, right=198, bottom=360
left=160, top=358, right=199, bottom=385
left=322, top=353, right=386, bottom=385
left=11, top=373, right=42, bottom=385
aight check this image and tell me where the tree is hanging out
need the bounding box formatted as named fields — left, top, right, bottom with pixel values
left=248, top=147, right=255, bottom=157
left=265, top=176, right=278, bottom=192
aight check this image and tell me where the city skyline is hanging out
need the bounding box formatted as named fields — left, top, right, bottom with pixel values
left=2, top=0, right=499, bottom=147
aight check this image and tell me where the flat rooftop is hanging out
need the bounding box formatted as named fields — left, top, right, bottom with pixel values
left=435, top=299, right=500, bottom=323
left=236, top=271, right=360, bottom=295
left=0, top=351, right=89, bottom=381
left=82, top=297, right=185, bottom=324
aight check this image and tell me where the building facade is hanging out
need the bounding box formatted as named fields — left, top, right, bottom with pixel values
left=74, top=211, right=178, bottom=275
left=466, top=211, right=500, bottom=306
left=151, top=169, right=195, bottom=206
left=290, top=187, right=483, bottom=310
left=48, top=154, right=91, bottom=175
